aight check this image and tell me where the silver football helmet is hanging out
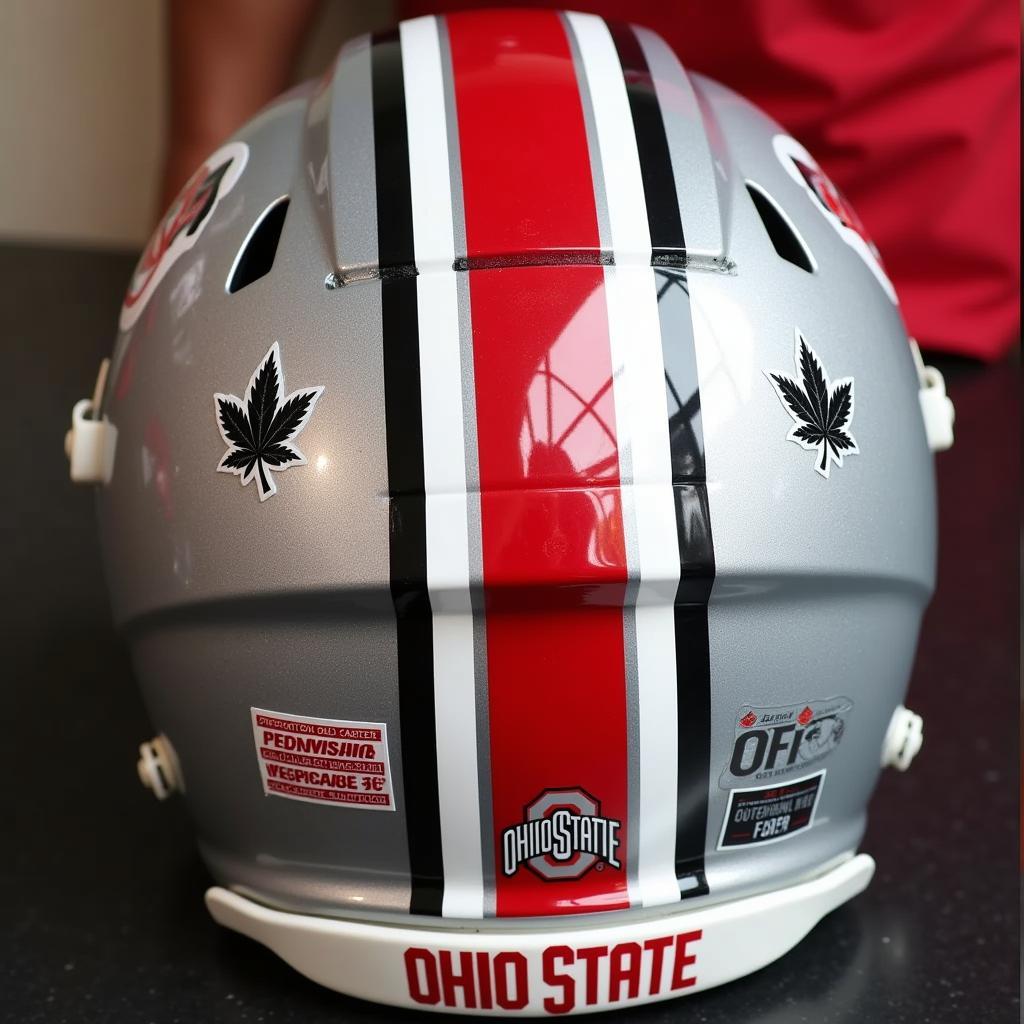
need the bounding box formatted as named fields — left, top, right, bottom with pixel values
left=67, top=9, right=954, bottom=1016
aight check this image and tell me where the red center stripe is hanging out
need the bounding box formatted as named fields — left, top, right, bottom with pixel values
left=446, top=9, right=604, bottom=263
left=447, top=9, right=631, bottom=917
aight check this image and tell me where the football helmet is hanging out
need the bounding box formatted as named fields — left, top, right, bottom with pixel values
left=68, top=10, right=954, bottom=1015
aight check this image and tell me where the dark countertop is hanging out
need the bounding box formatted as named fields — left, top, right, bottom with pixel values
left=2, top=242, right=1018, bottom=1023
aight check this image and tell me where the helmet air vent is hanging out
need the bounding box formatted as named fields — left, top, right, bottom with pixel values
left=745, top=181, right=816, bottom=274
left=227, top=196, right=290, bottom=293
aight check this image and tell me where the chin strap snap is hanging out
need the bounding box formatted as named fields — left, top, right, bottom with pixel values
left=137, top=735, right=184, bottom=799
left=881, top=705, right=924, bottom=771
left=66, top=358, right=118, bottom=484
left=910, top=339, right=955, bottom=452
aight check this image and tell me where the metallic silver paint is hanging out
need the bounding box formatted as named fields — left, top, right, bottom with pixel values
left=99, top=87, right=418, bottom=915
left=96, top=23, right=937, bottom=927
left=688, top=71, right=935, bottom=901
left=455, top=261, right=496, bottom=917
left=636, top=27, right=728, bottom=264
left=437, top=17, right=468, bottom=263
left=325, top=37, right=379, bottom=281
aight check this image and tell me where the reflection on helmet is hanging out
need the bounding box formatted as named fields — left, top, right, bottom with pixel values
left=83, top=8, right=947, bottom=1017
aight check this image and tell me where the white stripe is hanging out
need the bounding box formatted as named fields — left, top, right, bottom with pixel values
left=565, top=12, right=652, bottom=265
left=605, top=269, right=684, bottom=909
left=568, top=12, right=683, bottom=908
left=401, top=16, right=457, bottom=275
left=401, top=15, right=484, bottom=920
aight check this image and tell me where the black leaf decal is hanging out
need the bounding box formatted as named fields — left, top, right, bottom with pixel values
left=770, top=372, right=819, bottom=429
left=247, top=349, right=279, bottom=448
left=827, top=381, right=852, bottom=432
left=765, top=329, right=859, bottom=479
left=264, top=391, right=317, bottom=448
left=214, top=342, right=324, bottom=501
left=218, top=449, right=255, bottom=471
left=260, top=443, right=302, bottom=466
left=217, top=397, right=255, bottom=450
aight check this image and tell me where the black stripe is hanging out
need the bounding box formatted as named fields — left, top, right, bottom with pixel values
left=611, top=20, right=714, bottom=897
left=671, top=502, right=714, bottom=899
left=372, top=32, right=417, bottom=274
left=608, top=21, right=686, bottom=264
left=610, top=18, right=716, bottom=897
left=371, top=31, right=444, bottom=916
left=656, top=248, right=716, bottom=902
left=611, top=22, right=713, bottom=898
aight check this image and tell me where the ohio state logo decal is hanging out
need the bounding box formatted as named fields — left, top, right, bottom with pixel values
left=120, top=140, right=248, bottom=331
left=502, top=788, right=621, bottom=881
left=773, top=134, right=897, bottom=304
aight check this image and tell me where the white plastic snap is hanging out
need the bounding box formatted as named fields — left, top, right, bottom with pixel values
left=881, top=705, right=924, bottom=771
left=66, top=358, right=118, bottom=483
left=137, top=735, right=183, bottom=800
left=910, top=339, right=955, bottom=452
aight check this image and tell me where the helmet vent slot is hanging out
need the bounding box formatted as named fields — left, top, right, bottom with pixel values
left=227, top=196, right=290, bottom=293
left=745, top=182, right=816, bottom=273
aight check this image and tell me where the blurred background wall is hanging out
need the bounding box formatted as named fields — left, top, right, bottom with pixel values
left=0, top=0, right=393, bottom=250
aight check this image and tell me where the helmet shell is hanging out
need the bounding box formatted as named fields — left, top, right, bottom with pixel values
left=97, top=5, right=935, bottom=991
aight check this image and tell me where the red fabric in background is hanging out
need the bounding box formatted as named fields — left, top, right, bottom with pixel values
left=399, top=0, right=1020, bottom=360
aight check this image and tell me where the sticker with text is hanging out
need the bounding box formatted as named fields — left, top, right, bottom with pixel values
left=718, top=771, right=825, bottom=849
left=721, top=695, right=853, bottom=788
left=501, top=787, right=622, bottom=882
left=251, top=708, right=395, bottom=811
left=773, top=134, right=896, bottom=303
left=120, top=140, right=248, bottom=331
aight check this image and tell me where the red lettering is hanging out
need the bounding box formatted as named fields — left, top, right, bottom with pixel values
left=576, top=946, right=607, bottom=1006
left=254, top=715, right=381, bottom=741
left=260, top=731, right=379, bottom=759
left=643, top=934, right=673, bottom=995
left=439, top=950, right=476, bottom=1009
left=475, top=951, right=493, bottom=1010
left=404, top=948, right=439, bottom=1005
left=542, top=945, right=575, bottom=1015
left=493, top=952, right=528, bottom=1010
left=263, top=764, right=358, bottom=789
left=408, top=933, right=699, bottom=1013
left=670, top=930, right=702, bottom=991
left=608, top=941, right=641, bottom=1002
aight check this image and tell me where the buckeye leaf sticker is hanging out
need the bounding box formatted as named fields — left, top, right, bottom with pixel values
left=215, top=343, right=323, bottom=501
left=766, top=328, right=858, bottom=479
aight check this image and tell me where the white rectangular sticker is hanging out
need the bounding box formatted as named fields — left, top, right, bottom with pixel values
left=251, top=708, right=396, bottom=811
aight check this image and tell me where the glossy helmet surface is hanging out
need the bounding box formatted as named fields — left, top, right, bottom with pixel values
left=81, top=9, right=953, bottom=1016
